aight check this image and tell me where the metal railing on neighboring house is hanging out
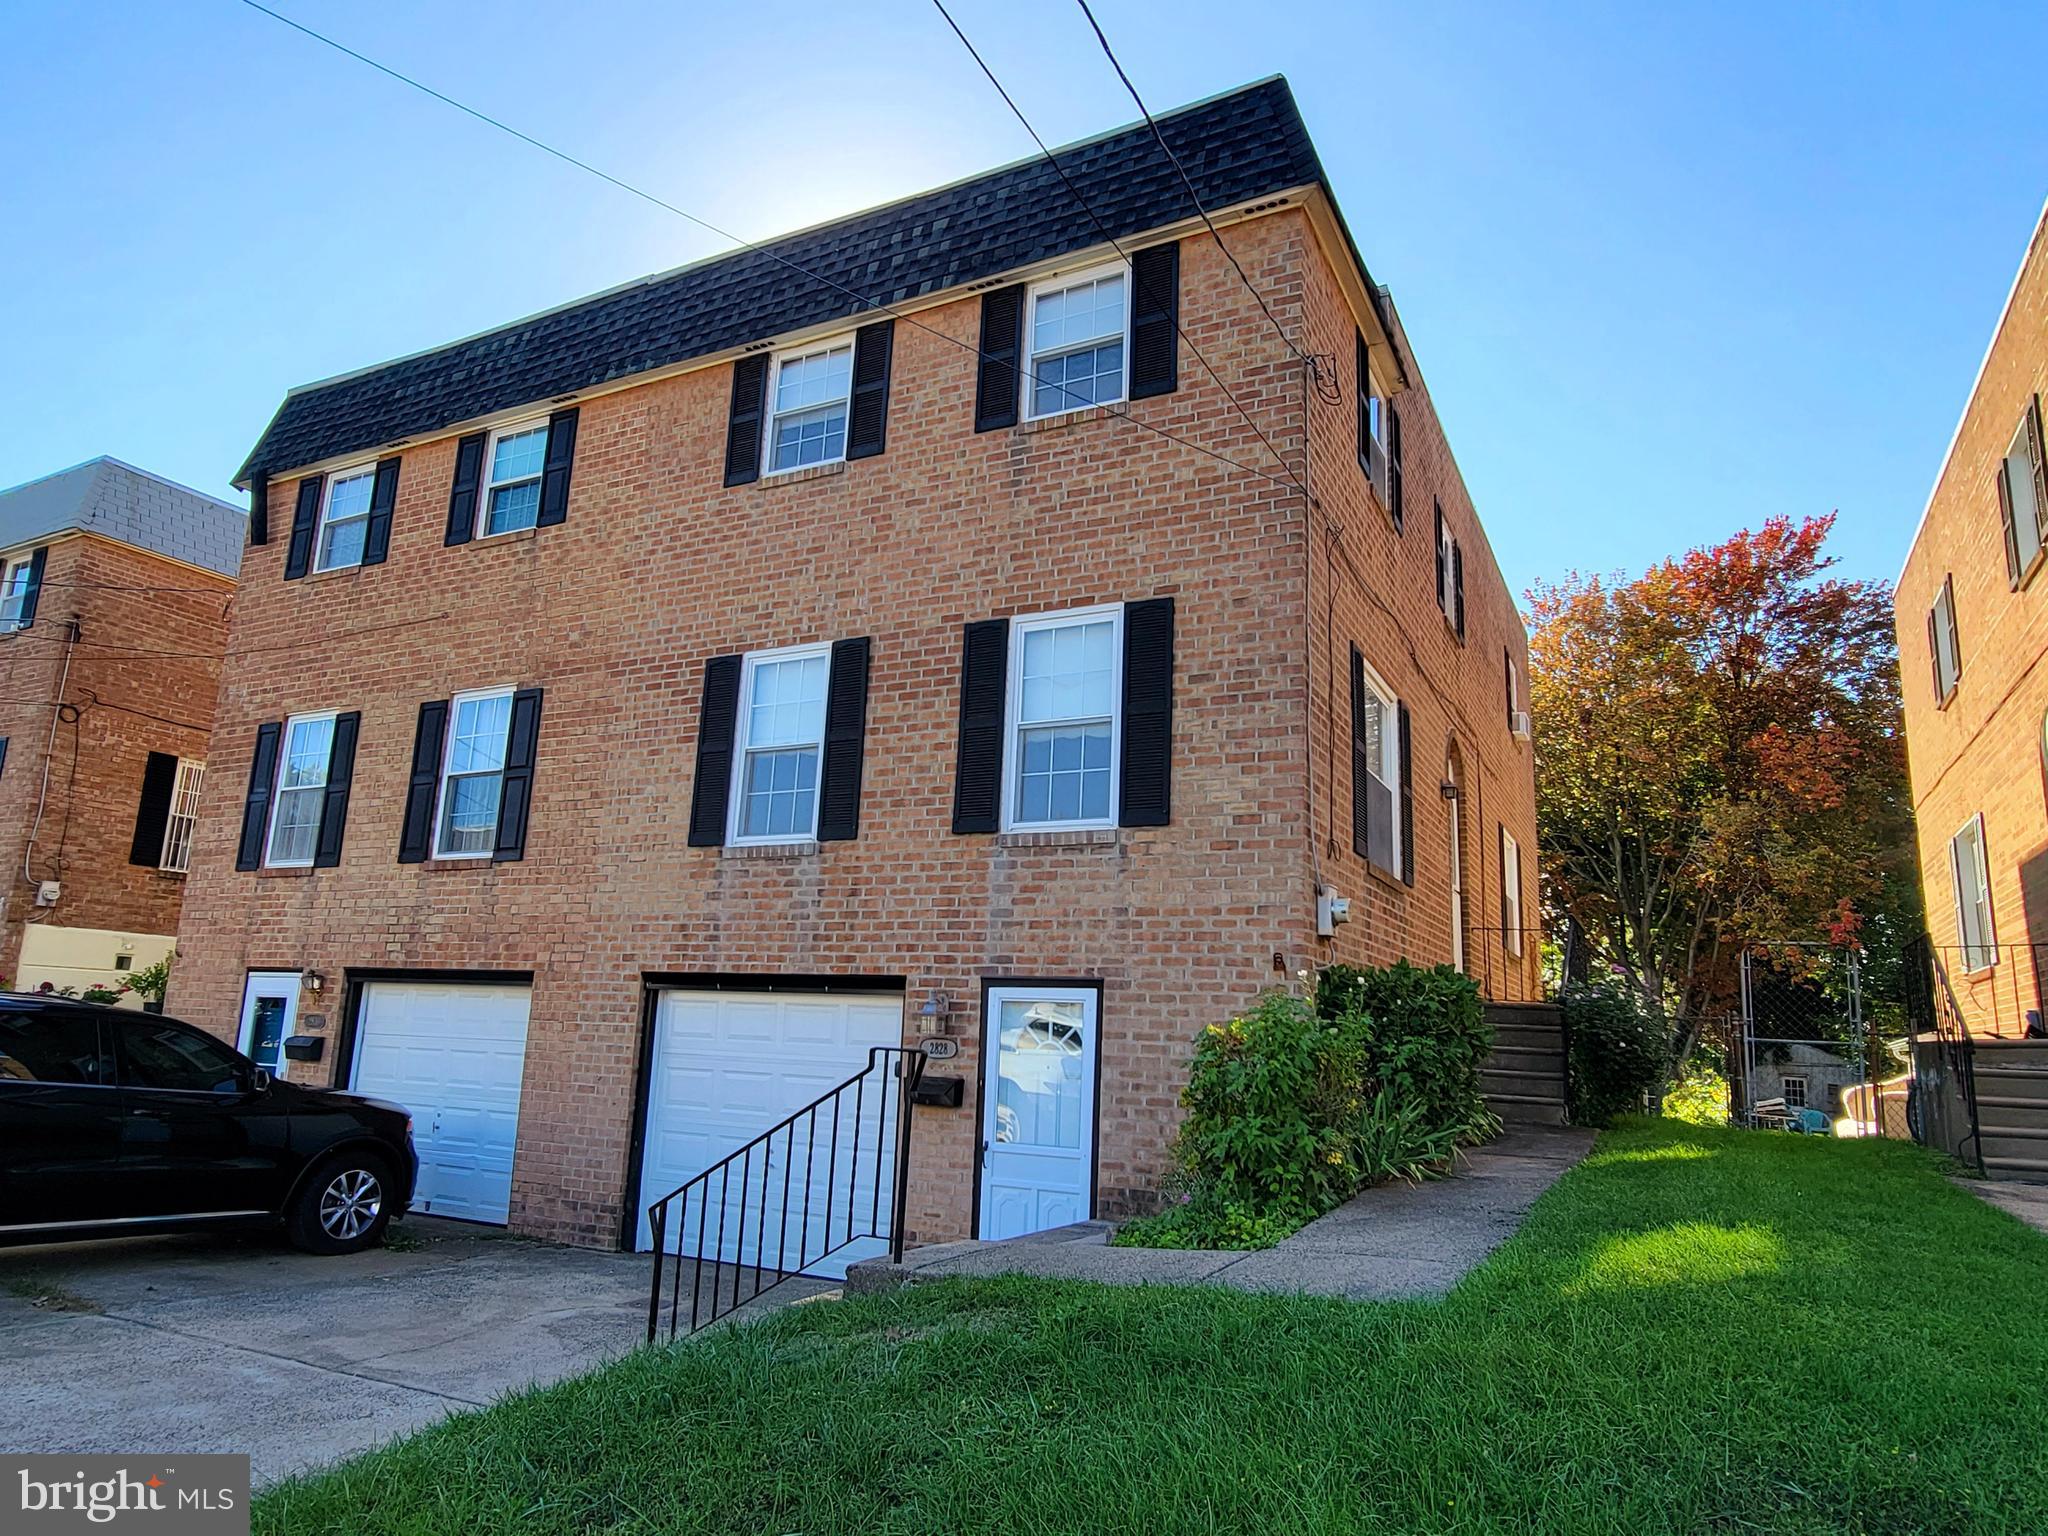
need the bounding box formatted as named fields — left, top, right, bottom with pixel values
left=1904, top=938, right=1986, bottom=1174
left=645, top=1046, right=926, bottom=1342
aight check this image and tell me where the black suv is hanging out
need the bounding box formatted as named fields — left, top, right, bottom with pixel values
left=0, top=994, right=415, bottom=1254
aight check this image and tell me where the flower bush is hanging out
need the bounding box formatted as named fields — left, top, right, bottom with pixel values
left=1115, top=964, right=1497, bottom=1251
left=1562, top=980, right=1668, bottom=1126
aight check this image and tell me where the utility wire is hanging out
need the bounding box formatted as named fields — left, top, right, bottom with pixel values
left=233, top=0, right=1302, bottom=492
left=930, top=0, right=1310, bottom=500
left=1075, top=0, right=1315, bottom=377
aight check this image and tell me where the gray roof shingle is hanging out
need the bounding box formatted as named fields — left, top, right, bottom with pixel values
left=239, top=76, right=1378, bottom=484
left=0, top=459, right=245, bottom=579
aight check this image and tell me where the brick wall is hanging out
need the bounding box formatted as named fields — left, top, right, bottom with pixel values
left=173, top=205, right=1535, bottom=1246
left=1896, top=206, right=2048, bottom=1035
left=0, top=533, right=231, bottom=980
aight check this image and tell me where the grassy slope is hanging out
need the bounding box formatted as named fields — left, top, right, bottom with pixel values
left=257, top=1121, right=2048, bottom=1535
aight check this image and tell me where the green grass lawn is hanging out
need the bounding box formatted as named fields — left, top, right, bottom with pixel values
left=256, top=1121, right=2048, bottom=1535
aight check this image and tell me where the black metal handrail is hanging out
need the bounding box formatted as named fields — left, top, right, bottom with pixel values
left=645, top=1045, right=926, bottom=1342
left=1905, top=937, right=1985, bottom=1174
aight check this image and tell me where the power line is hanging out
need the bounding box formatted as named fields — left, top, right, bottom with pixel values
left=929, top=0, right=1310, bottom=501
left=233, top=0, right=1303, bottom=493
left=1074, top=0, right=1315, bottom=378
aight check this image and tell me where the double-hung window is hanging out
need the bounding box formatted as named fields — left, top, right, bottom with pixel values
left=1437, top=510, right=1456, bottom=616
left=1355, top=655, right=1400, bottom=873
left=1930, top=576, right=1961, bottom=704
left=1950, top=813, right=1997, bottom=973
left=1005, top=606, right=1121, bottom=830
left=481, top=422, right=549, bottom=537
left=314, top=465, right=376, bottom=572
left=160, top=759, right=205, bottom=874
left=2000, top=406, right=2046, bottom=584
left=730, top=645, right=830, bottom=842
left=0, top=557, right=35, bottom=630
left=1501, top=828, right=1525, bottom=957
left=434, top=688, right=515, bottom=858
left=766, top=341, right=853, bottom=473
left=1026, top=263, right=1129, bottom=420
left=264, top=713, right=335, bottom=867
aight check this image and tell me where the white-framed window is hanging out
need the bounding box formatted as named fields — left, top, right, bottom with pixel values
left=480, top=421, right=550, bottom=538
left=1507, top=652, right=1521, bottom=723
left=729, top=644, right=830, bottom=844
left=0, top=556, right=35, bottom=630
left=1930, top=576, right=1961, bottom=703
left=1003, top=604, right=1122, bottom=831
left=433, top=687, right=515, bottom=858
left=1502, top=827, right=1524, bottom=956
left=1355, top=653, right=1401, bottom=875
left=314, top=465, right=377, bottom=572
left=1950, top=812, right=1997, bottom=973
left=2002, top=411, right=2045, bottom=581
left=159, top=759, right=205, bottom=874
left=765, top=339, right=854, bottom=474
left=1437, top=512, right=1456, bottom=615
left=1782, top=1075, right=1808, bottom=1110
left=1025, top=262, right=1129, bottom=420
left=264, top=713, right=336, bottom=868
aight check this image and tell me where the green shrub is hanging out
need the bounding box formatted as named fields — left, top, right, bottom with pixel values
left=1314, top=960, right=1497, bottom=1143
left=1663, top=1066, right=1730, bottom=1126
left=1563, top=981, right=1668, bottom=1126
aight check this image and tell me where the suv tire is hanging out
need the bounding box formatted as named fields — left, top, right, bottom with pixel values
left=286, top=1149, right=395, bottom=1255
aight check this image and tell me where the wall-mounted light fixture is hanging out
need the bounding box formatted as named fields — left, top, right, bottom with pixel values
left=1439, top=780, right=1461, bottom=800
left=917, top=989, right=952, bottom=1022
left=300, top=968, right=325, bottom=994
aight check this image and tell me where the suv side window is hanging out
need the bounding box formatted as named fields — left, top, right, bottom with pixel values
left=117, top=1017, right=247, bottom=1094
left=0, top=1009, right=110, bottom=1086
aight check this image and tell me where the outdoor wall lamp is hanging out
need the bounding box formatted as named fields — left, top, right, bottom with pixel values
left=1440, top=780, right=1461, bottom=800
left=300, top=968, right=325, bottom=994
left=917, top=989, right=952, bottom=1021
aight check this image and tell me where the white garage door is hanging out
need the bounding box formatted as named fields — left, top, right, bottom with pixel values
left=352, top=981, right=532, bottom=1225
left=638, top=989, right=903, bottom=1273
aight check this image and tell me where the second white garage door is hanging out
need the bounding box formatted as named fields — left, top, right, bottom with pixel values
left=637, top=989, right=904, bottom=1261
left=352, top=981, right=532, bottom=1225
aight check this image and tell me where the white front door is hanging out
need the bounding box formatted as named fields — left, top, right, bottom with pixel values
left=351, top=981, right=532, bottom=1225
left=236, top=972, right=300, bottom=1081
left=1447, top=766, right=1465, bottom=972
left=637, top=989, right=905, bottom=1275
left=979, top=985, right=1099, bottom=1240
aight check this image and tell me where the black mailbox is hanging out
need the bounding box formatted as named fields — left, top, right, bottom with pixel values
left=908, top=1074, right=964, bottom=1108
left=283, top=1035, right=325, bottom=1063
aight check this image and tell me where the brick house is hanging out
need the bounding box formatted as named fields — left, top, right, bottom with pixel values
left=0, top=458, right=240, bottom=1000
left=174, top=77, right=1539, bottom=1252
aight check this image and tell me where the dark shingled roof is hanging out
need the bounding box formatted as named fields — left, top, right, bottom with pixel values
left=239, top=76, right=1375, bottom=484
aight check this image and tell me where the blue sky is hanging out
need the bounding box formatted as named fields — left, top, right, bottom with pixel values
left=2, top=1, right=2042, bottom=600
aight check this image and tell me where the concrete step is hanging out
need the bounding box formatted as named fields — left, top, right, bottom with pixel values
left=1975, top=1065, right=2048, bottom=1101
left=1482, top=1066, right=1564, bottom=1095
left=1983, top=1154, right=2048, bottom=1184
left=1486, top=1046, right=1564, bottom=1076
left=1490, top=1023, right=1565, bottom=1052
left=1976, top=1096, right=2048, bottom=1133
left=1978, top=1128, right=2048, bottom=1163
left=1487, top=1090, right=1567, bottom=1126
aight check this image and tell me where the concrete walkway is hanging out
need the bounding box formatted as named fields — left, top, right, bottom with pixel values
left=1960, top=1176, right=2048, bottom=1235
left=850, top=1125, right=1595, bottom=1301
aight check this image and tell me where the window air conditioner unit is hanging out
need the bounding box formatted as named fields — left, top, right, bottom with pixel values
left=1510, top=710, right=1532, bottom=742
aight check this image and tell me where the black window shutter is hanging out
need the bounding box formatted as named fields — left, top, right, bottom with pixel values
left=2030, top=398, right=2048, bottom=544
left=537, top=408, right=579, bottom=526
left=1999, top=458, right=2023, bottom=589
left=1434, top=503, right=1447, bottom=612
left=1119, top=597, right=1175, bottom=826
left=313, top=711, right=361, bottom=868
left=1398, top=700, right=1415, bottom=887
left=688, top=655, right=743, bottom=847
left=952, top=619, right=1009, bottom=833
left=493, top=688, right=544, bottom=861
left=364, top=458, right=400, bottom=566
left=235, top=722, right=283, bottom=871
left=445, top=433, right=486, bottom=547
left=1129, top=242, right=1180, bottom=400
left=1387, top=403, right=1405, bottom=531
left=1349, top=646, right=1370, bottom=860
left=1943, top=573, right=1960, bottom=692
left=128, top=751, right=180, bottom=867
left=845, top=322, right=895, bottom=461
left=284, top=476, right=323, bottom=580
left=817, top=637, right=873, bottom=841
left=0, top=738, right=10, bottom=778
left=1927, top=608, right=1943, bottom=702
left=1453, top=543, right=1466, bottom=639
left=975, top=286, right=1025, bottom=432
left=1355, top=331, right=1370, bottom=471
left=398, top=700, right=450, bottom=863
left=18, top=546, right=46, bottom=627
left=249, top=471, right=270, bottom=547
left=723, top=356, right=769, bottom=487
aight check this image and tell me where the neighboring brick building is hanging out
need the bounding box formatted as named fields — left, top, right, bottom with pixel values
left=0, top=459, right=241, bottom=1000
left=1897, top=198, right=2048, bottom=1039
left=174, top=77, right=1538, bottom=1251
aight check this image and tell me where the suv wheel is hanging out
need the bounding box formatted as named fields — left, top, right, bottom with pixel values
left=287, top=1151, right=394, bottom=1254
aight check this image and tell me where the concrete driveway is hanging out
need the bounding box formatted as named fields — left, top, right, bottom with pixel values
left=0, top=1218, right=656, bottom=1486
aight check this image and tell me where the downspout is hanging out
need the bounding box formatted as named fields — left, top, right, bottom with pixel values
left=24, top=618, right=80, bottom=890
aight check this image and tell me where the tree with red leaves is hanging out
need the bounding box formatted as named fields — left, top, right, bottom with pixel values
left=1529, top=514, right=1919, bottom=1062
